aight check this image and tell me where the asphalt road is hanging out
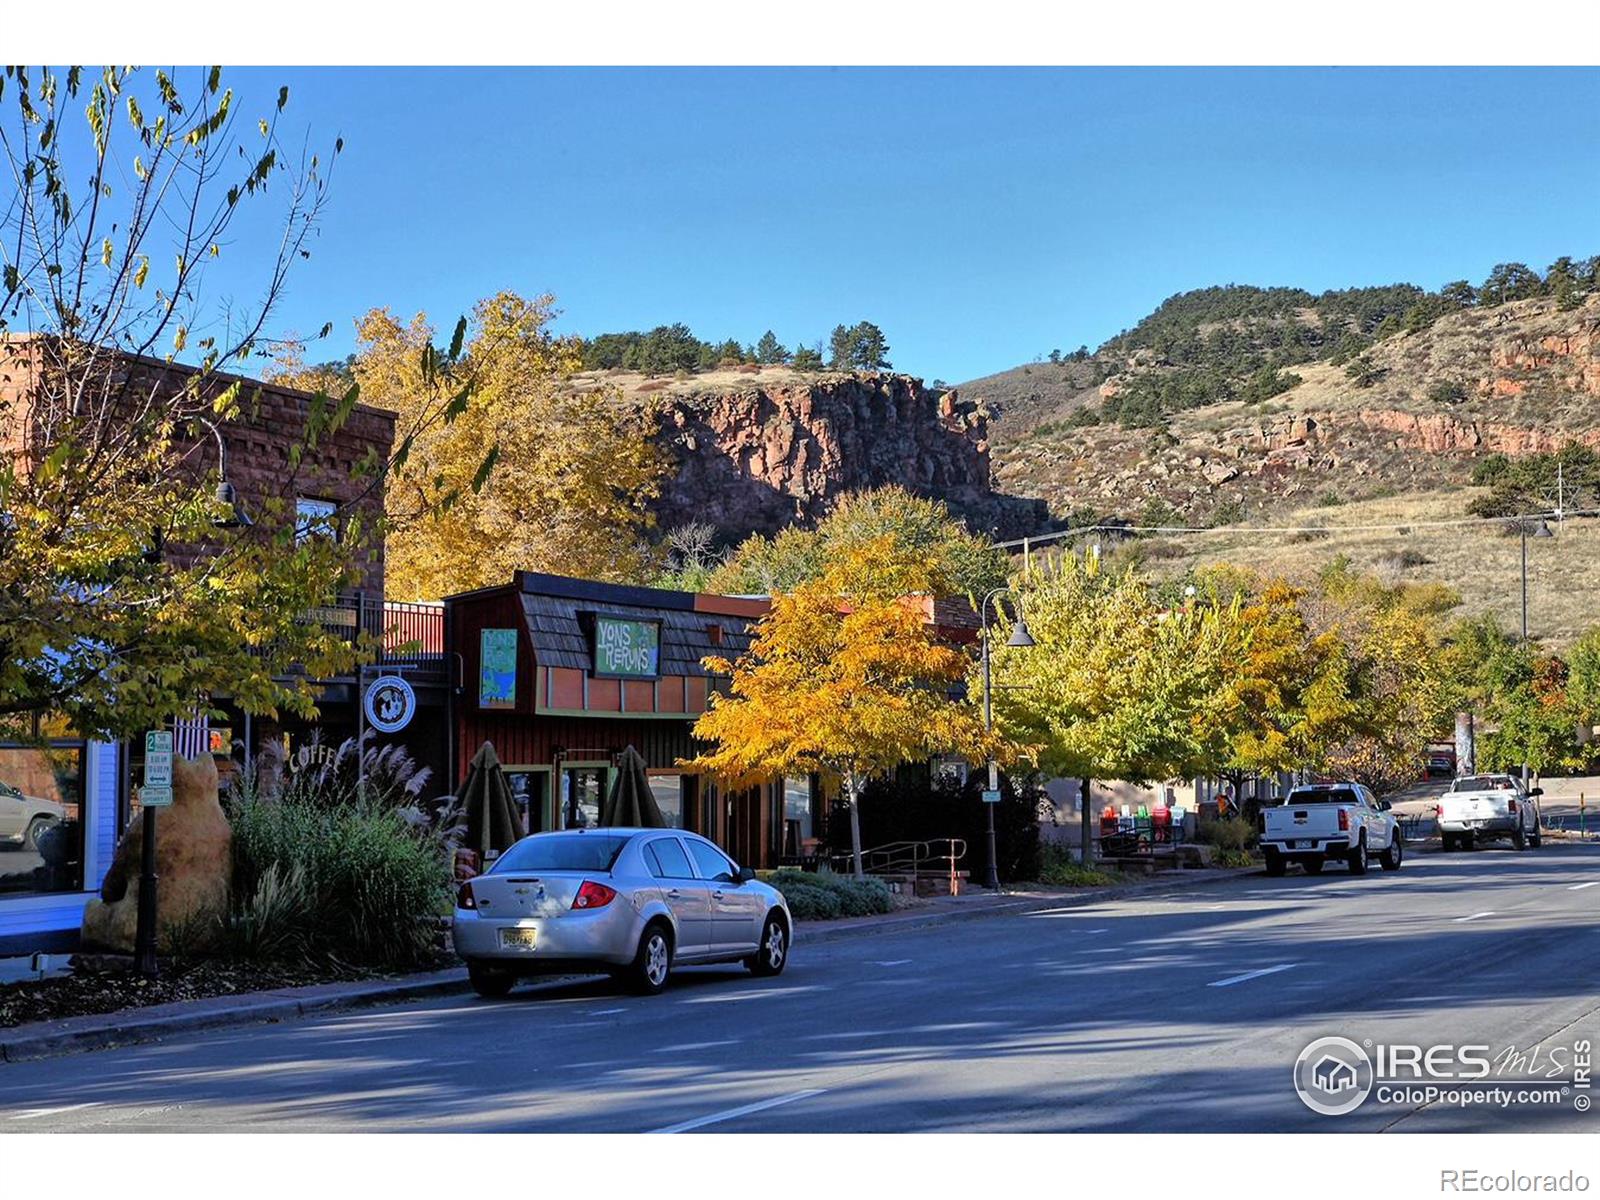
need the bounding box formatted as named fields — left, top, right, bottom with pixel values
left=2, top=840, right=1598, bottom=1133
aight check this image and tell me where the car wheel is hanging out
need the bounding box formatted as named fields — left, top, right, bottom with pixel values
left=1512, top=825, right=1526, bottom=851
left=1302, top=856, right=1325, bottom=875
left=746, top=912, right=789, bottom=976
left=22, top=817, right=52, bottom=852
left=1347, top=836, right=1369, bottom=875
left=1264, top=848, right=1286, bottom=877
left=467, top=961, right=516, bottom=999
left=1529, top=825, right=1543, bottom=848
left=628, top=922, right=673, bottom=996
left=1380, top=833, right=1403, bottom=871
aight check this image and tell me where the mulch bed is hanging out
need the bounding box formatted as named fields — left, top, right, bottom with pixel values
left=0, top=955, right=454, bottom=1030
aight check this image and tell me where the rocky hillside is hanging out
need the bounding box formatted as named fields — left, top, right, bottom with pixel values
left=964, top=291, right=1600, bottom=523
left=571, top=366, right=1050, bottom=542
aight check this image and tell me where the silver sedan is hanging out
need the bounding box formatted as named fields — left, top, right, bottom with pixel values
left=453, top=827, right=793, bottom=997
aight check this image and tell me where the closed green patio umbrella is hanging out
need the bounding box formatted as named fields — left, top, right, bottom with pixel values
left=601, top=745, right=666, bottom=828
left=461, top=741, right=526, bottom=858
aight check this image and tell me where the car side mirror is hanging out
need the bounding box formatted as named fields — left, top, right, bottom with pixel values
left=1529, top=787, right=1544, bottom=797
left=1376, top=800, right=1391, bottom=812
left=738, top=866, right=757, bottom=883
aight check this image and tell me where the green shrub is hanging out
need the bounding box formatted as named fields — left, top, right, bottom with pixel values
left=1036, top=845, right=1120, bottom=887
left=227, top=795, right=449, bottom=969
left=1198, top=815, right=1257, bottom=867
left=763, top=867, right=893, bottom=920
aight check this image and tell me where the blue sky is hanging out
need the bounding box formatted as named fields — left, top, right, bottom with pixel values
left=208, top=67, right=1600, bottom=383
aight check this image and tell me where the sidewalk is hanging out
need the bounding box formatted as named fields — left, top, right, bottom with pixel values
left=0, top=865, right=1256, bottom=1064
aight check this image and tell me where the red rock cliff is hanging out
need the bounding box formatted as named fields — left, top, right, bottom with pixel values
left=645, top=372, right=1047, bottom=538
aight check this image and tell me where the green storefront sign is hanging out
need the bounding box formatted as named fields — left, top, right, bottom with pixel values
left=592, top=616, right=661, bottom=679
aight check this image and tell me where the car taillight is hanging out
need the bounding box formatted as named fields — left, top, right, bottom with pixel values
left=456, top=879, right=477, bottom=910
left=1508, top=799, right=1519, bottom=814
left=1338, top=808, right=1350, bottom=831
left=1434, top=804, right=1443, bottom=817
left=572, top=881, right=617, bottom=910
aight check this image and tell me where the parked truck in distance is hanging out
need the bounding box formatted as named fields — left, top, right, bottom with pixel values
left=1259, top=782, right=1403, bottom=877
left=1435, top=774, right=1543, bottom=852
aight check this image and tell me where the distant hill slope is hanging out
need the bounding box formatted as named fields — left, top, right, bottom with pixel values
left=955, top=270, right=1600, bottom=645
left=959, top=278, right=1600, bottom=525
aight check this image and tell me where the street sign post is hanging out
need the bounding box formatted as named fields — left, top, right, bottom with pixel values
left=134, top=729, right=174, bottom=977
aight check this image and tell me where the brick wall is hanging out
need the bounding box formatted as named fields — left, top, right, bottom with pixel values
left=1, top=339, right=397, bottom=597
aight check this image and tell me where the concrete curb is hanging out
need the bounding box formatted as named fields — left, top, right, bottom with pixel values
left=0, top=968, right=472, bottom=1064
left=0, top=867, right=1258, bottom=1063
left=798, top=866, right=1259, bottom=945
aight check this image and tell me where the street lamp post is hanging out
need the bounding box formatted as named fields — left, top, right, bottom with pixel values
left=1518, top=517, right=1554, bottom=790
left=979, top=587, right=1035, bottom=891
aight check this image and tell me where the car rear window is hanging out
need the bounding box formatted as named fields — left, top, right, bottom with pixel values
left=1278, top=788, right=1359, bottom=806
left=491, top=833, right=630, bottom=873
left=1453, top=776, right=1513, bottom=791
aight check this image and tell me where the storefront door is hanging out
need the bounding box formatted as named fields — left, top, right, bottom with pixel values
left=560, top=766, right=606, bottom=830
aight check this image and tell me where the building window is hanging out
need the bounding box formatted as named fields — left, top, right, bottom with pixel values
left=782, top=775, right=813, bottom=855
left=934, top=757, right=970, bottom=788
left=295, top=497, right=339, bottom=544
left=0, top=742, right=86, bottom=897
left=648, top=774, right=684, bottom=828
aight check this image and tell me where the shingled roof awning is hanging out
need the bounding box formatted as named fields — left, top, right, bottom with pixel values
left=516, top=574, right=760, bottom=678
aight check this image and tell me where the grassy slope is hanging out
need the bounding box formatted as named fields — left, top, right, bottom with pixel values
left=1116, top=489, right=1599, bottom=649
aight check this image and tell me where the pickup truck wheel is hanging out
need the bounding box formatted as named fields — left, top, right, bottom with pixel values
left=1302, top=856, right=1325, bottom=875
left=1264, top=848, right=1286, bottom=877
left=1347, top=835, right=1369, bottom=875
left=1529, top=826, right=1542, bottom=848
left=1441, top=832, right=1459, bottom=852
left=1380, top=833, right=1403, bottom=871
left=1512, top=825, right=1527, bottom=851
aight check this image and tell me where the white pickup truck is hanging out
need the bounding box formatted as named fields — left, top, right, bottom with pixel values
left=1435, top=774, right=1543, bottom=851
left=1259, top=782, right=1403, bottom=877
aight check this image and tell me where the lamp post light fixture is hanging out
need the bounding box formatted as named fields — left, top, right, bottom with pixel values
left=979, top=586, right=1035, bottom=891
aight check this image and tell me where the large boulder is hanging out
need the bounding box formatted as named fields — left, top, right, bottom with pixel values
left=82, top=753, right=233, bottom=954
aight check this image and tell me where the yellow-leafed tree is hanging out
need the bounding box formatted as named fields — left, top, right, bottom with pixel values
left=687, top=540, right=1008, bottom=877
left=279, top=292, right=666, bottom=600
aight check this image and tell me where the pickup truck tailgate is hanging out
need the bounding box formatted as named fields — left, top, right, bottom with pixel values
left=1263, top=805, right=1344, bottom=841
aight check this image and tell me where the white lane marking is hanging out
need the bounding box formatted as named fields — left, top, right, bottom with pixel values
left=1455, top=911, right=1496, bottom=923
left=1081, top=928, right=1109, bottom=934
left=1208, top=963, right=1298, bottom=988
left=652, top=1039, right=741, bottom=1053
left=678, top=985, right=820, bottom=1005
left=872, top=959, right=913, bottom=966
left=649, top=1088, right=827, bottom=1134
left=1569, top=882, right=1600, bottom=891
left=588, top=1007, right=626, bottom=1015
left=8, top=1103, right=100, bottom=1120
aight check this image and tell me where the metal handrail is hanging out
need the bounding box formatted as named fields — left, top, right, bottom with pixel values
left=830, top=838, right=968, bottom=876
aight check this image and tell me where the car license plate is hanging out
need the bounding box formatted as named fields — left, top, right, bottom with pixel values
left=498, top=927, right=537, bottom=950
